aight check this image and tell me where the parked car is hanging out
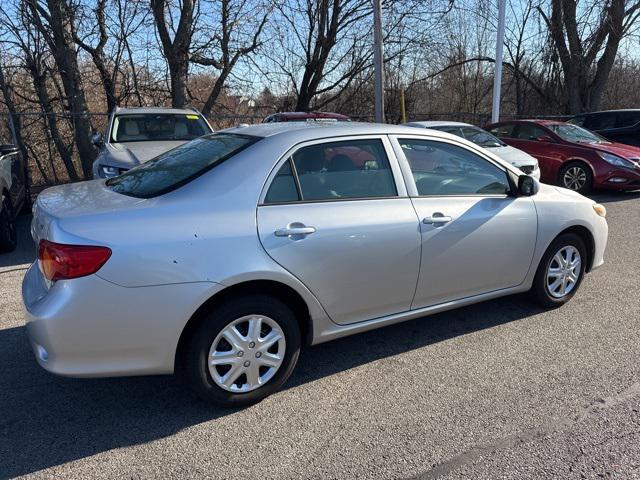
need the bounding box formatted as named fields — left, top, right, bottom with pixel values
left=405, top=121, right=540, bottom=179
left=0, top=143, right=30, bottom=252
left=568, top=109, right=640, bottom=147
left=262, top=111, right=351, bottom=123
left=92, top=107, right=214, bottom=179
left=24, top=123, right=608, bottom=406
left=485, top=119, right=640, bottom=194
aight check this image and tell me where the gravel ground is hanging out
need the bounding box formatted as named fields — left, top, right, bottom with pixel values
left=0, top=192, right=639, bottom=480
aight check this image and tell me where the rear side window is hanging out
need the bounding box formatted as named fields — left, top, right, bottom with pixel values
left=586, top=113, right=616, bottom=130
left=487, top=124, right=514, bottom=138
left=264, top=160, right=300, bottom=203
left=514, top=124, right=547, bottom=141
left=263, top=138, right=397, bottom=203
left=107, top=133, right=259, bottom=198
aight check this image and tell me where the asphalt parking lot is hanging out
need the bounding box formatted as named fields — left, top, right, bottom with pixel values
left=1, top=192, right=639, bottom=479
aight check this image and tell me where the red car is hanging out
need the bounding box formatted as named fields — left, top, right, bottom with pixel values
left=485, top=119, right=640, bottom=194
left=262, top=111, right=351, bottom=123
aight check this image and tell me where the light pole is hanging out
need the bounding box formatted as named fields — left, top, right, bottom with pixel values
left=373, top=0, right=385, bottom=123
left=491, top=0, right=506, bottom=123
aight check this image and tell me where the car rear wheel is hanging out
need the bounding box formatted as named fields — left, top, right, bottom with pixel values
left=559, top=162, right=592, bottom=194
left=185, top=294, right=301, bottom=407
left=0, top=193, right=17, bottom=253
left=530, top=233, right=587, bottom=308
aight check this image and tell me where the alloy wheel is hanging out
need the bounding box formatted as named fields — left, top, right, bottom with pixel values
left=208, top=315, right=286, bottom=393
left=546, top=245, right=581, bottom=298
left=562, top=166, right=587, bottom=191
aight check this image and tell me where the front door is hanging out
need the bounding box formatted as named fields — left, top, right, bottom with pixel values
left=392, top=136, right=538, bottom=308
left=257, top=137, right=421, bottom=325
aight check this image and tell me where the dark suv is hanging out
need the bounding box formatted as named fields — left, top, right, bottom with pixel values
left=568, top=110, right=640, bottom=147
left=0, top=143, right=30, bottom=252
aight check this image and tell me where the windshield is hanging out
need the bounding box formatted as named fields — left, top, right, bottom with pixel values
left=110, top=114, right=212, bottom=143
left=434, top=126, right=505, bottom=148
left=106, top=133, right=259, bottom=198
left=461, top=127, right=505, bottom=147
left=547, top=124, right=609, bottom=144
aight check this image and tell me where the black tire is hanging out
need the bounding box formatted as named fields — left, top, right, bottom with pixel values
left=0, top=194, right=17, bottom=253
left=185, top=294, right=301, bottom=407
left=559, top=161, right=593, bottom=195
left=530, top=233, right=587, bottom=308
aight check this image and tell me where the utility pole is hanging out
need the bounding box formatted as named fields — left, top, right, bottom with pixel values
left=491, top=0, right=506, bottom=123
left=373, top=0, right=384, bottom=123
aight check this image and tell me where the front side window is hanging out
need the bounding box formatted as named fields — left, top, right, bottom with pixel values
left=108, top=133, right=258, bottom=198
left=264, top=138, right=397, bottom=203
left=399, top=139, right=510, bottom=196
left=615, top=112, right=640, bottom=128
left=111, top=114, right=211, bottom=142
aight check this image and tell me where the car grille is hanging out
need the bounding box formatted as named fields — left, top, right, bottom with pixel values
left=519, top=165, right=535, bottom=174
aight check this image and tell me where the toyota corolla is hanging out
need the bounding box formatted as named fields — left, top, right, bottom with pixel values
left=23, top=123, right=608, bottom=406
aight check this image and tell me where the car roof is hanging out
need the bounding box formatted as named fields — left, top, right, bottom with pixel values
left=268, top=111, right=351, bottom=120
left=405, top=121, right=473, bottom=128
left=222, top=121, right=479, bottom=143
left=114, top=107, right=203, bottom=116
left=488, top=119, right=566, bottom=127
left=572, top=109, right=640, bottom=116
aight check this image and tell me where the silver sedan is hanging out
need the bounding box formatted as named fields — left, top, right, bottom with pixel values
left=23, top=123, right=608, bottom=406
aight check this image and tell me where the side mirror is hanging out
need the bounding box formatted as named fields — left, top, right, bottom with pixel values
left=518, top=175, right=539, bottom=196
left=0, top=144, right=19, bottom=156
left=91, top=132, right=104, bottom=148
left=536, top=135, right=554, bottom=143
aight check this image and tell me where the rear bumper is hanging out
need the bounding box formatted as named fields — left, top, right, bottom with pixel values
left=22, top=263, right=222, bottom=377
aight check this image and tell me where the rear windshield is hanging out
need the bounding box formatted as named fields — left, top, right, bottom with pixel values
left=106, top=133, right=259, bottom=198
left=111, top=113, right=212, bottom=142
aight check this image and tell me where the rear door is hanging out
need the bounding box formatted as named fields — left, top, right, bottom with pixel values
left=257, top=136, right=421, bottom=325
left=391, top=135, right=537, bottom=308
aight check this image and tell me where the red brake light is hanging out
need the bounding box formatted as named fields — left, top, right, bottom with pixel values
left=38, top=240, right=112, bottom=281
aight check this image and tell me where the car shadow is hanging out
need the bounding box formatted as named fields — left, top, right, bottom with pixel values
left=0, top=293, right=545, bottom=478
left=589, top=190, right=640, bottom=204
left=0, top=214, right=34, bottom=270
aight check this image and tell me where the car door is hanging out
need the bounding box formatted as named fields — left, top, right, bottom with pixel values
left=257, top=136, right=422, bottom=325
left=391, top=135, right=537, bottom=309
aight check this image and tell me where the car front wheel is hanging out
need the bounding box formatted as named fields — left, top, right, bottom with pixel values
left=185, top=294, right=301, bottom=407
left=530, top=233, right=587, bottom=308
left=559, top=162, right=592, bottom=194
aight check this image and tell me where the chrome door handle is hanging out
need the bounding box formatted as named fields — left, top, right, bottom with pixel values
left=423, top=215, right=452, bottom=225
left=275, top=225, right=317, bottom=237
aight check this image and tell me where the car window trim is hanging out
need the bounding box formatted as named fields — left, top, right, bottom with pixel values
left=389, top=134, right=514, bottom=198
left=258, top=134, right=407, bottom=206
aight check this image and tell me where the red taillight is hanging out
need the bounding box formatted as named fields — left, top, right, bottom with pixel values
left=38, top=240, right=112, bottom=281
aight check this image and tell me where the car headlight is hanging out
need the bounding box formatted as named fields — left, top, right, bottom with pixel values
left=100, top=165, right=120, bottom=178
left=592, top=203, right=607, bottom=218
left=597, top=151, right=634, bottom=168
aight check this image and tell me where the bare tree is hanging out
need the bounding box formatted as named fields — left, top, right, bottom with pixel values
left=150, top=0, right=196, bottom=108
left=190, top=0, right=268, bottom=116
left=25, top=0, right=97, bottom=177
left=539, top=0, right=640, bottom=113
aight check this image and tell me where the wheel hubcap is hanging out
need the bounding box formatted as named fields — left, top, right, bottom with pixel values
left=546, top=246, right=581, bottom=298
left=208, top=315, right=286, bottom=393
left=563, top=167, right=587, bottom=191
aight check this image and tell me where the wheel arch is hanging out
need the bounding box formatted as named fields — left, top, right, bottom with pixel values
left=557, top=158, right=596, bottom=183
left=174, top=279, right=313, bottom=373
left=551, top=224, right=596, bottom=272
